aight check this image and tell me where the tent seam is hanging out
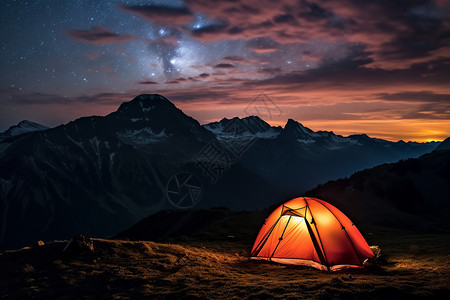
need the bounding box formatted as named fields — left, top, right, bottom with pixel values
left=313, top=199, right=363, bottom=266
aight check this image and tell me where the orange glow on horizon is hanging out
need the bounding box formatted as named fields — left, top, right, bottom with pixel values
left=181, top=103, right=449, bottom=143
left=173, top=87, right=449, bottom=143
left=293, top=119, right=449, bottom=143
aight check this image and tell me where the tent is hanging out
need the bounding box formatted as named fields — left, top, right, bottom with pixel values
left=250, top=197, right=374, bottom=271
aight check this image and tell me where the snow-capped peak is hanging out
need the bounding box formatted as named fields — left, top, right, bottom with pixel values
left=115, top=94, right=177, bottom=117
left=204, top=116, right=281, bottom=140
left=1, top=120, right=49, bottom=138
left=117, top=127, right=168, bottom=145
left=284, top=119, right=320, bottom=138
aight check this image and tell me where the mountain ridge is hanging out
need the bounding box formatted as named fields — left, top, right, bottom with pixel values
left=0, top=94, right=443, bottom=249
left=305, top=149, right=450, bottom=230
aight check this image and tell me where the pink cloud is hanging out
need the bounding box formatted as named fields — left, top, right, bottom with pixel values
left=65, top=27, right=135, bottom=45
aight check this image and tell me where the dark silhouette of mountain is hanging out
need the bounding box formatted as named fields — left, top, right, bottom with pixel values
left=434, top=137, right=450, bottom=151
left=305, top=149, right=450, bottom=230
left=0, top=94, right=442, bottom=249
left=204, top=117, right=438, bottom=195
left=0, top=120, right=48, bottom=142
left=0, top=94, right=278, bottom=250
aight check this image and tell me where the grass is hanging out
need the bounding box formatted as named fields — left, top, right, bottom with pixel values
left=0, top=227, right=449, bottom=299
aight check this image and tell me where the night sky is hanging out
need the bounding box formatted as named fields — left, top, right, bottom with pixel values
left=1, top=0, right=449, bottom=141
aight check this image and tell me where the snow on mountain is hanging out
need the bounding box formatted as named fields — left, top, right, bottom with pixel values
left=0, top=93, right=441, bottom=250
left=118, top=128, right=168, bottom=144
left=204, top=116, right=281, bottom=140
left=297, top=138, right=315, bottom=144
left=279, top=119, right=362, bottom=150
left=284, top=119, right=322, bottom=138
left=0, top=120, right=49, bottom=140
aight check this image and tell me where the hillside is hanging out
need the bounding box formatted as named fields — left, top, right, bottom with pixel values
left=1, top=230, right=449, bottom=299
left=305, top=149, right=450, bottom=230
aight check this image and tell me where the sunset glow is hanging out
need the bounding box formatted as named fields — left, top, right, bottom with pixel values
left=1, top=0, right=449, bottom=142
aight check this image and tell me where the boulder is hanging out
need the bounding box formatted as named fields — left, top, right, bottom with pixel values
left=63, top=234, right=94, bottom=256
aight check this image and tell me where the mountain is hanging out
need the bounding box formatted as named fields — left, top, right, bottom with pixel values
left=204, top=117, right=439, bottom=195
left=0, top=94, right=279, bottom=250
left=204, top=116, right=282, bottom=139
left=305, top=149, right=450, bottom=230
left=434, top=137, right=450, bottom=151
left=0, top=94, right=442, bottom=250
left=0, top=120, right=49, bottom=142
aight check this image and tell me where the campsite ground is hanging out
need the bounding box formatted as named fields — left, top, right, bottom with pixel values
left=1, top=226, right=449, bottom=299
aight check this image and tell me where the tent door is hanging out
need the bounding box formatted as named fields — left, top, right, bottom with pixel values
left=269, top=215, right=328, bottom=270
left=304, top=216, right=328, bottom=269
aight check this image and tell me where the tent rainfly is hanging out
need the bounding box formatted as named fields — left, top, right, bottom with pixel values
left=250, top=197, right=374, bottom=271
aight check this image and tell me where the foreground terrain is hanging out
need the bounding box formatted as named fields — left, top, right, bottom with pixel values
left=1, top=227, right=449, bottom=299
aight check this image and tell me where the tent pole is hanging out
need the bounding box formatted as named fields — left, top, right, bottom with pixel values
left=251, top=216, right=282, bottom=257
left=270, top=215, right=292, bottom=258
left=314, top=200, right=364, bottom=266
left=304, top=198, right=330, bottom=270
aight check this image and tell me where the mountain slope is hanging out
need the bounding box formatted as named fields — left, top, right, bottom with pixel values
left=305, top=149, right=450, bottom=230
left=0, top=120, right=49, bottom=142
left=434, top=137, right=450, bottom=151
left=0, top=94, right=279, bottom=250
left=205, top=117, right=438, bottom=195
left=0, top=94, right=442, bottom=250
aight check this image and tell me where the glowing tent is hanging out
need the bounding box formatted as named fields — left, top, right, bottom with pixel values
left=250, top=197, right=374, bottom=271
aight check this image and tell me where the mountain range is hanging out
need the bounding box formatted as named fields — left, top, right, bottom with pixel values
left=0, top=94, right=443, bottom=249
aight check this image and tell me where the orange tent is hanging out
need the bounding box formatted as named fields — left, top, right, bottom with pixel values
left=250, top=197, right=374, bottom=271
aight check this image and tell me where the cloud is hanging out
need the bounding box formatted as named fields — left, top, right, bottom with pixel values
left=222, top=56, right=247, bottom=62
left=298, top=1, right=334, bottom=21
left=120, top=4, right=193, bottom=24
left=190, top=23, right=229, bottom=40
left=375, top=91, right=450, bottom=103
left=245, top=37, right=280, bottom=53
left=121, top=0, right=447, bottom=69
left=257, top=67, right=282, bottom=74
left=65, top=27, right=135, bottom=45
left=5, top=1, right=450, bottom=140
left=273, top=13, right=297, bottom=24
left=245, top=56, right=450, bottom=94
left=213, top=63, right=235, bottom=69
left=180, top=0, right=450, bottom=69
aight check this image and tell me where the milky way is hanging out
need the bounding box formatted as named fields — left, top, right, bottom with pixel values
left=1, top=0, right=450, bottom=141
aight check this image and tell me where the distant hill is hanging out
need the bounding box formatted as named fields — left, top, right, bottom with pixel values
left=434, top=137, right=450, bottom=151
left=305, top=149, right=450, bottom=230
left=205, top=117, right=439, bottom=195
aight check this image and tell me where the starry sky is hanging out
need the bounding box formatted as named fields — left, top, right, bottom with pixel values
left=1, top=0, right=450, bottom=142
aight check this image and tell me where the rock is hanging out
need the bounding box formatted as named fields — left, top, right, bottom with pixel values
left=341, top=274, right=353, bottom=281
left=23, top=264, right=35, bottom=273
left=63, top=234, right=94, bottom=256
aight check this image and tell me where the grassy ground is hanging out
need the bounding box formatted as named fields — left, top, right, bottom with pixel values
left=0, top=227, right=449, bottom=299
